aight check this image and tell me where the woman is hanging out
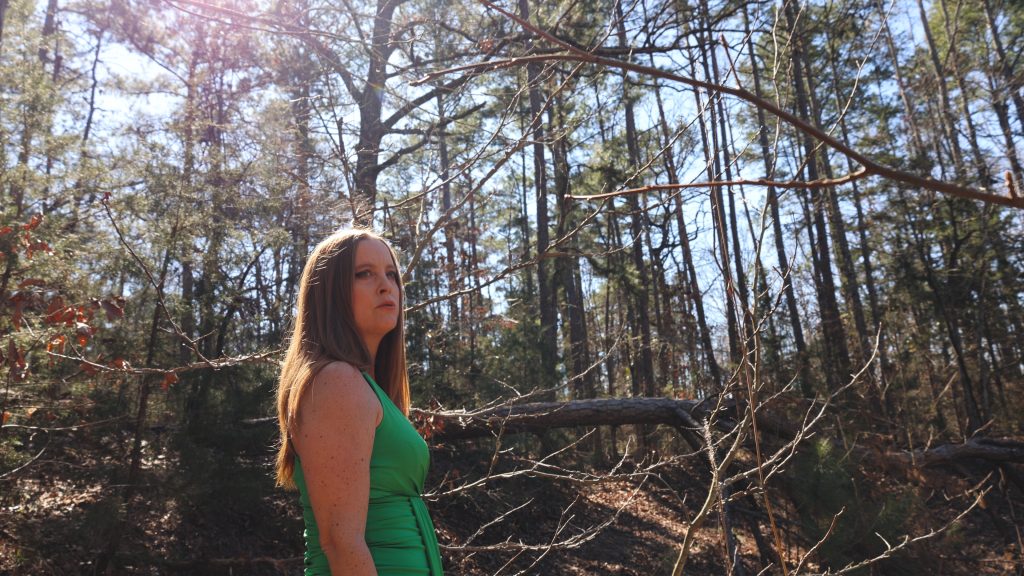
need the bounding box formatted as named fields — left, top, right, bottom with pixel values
left=275, top=228, right=443, bottom=576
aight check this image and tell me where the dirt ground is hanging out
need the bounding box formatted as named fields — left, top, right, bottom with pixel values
left=1, top=423, right=1022, bottom=575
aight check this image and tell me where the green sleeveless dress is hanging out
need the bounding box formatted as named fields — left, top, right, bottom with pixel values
left=293, top=372, right=443, bottom=575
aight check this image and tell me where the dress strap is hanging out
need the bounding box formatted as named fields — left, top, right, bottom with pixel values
left=361, top=371, right=395, bottom=424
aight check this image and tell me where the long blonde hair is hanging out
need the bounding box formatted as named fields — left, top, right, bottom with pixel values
left=275, top=228, right=410, bottom=489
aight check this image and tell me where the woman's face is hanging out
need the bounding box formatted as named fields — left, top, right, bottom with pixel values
left=350, top=238, right=401, bottom=351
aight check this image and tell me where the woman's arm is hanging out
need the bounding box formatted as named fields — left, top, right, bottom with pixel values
left=293, top=361, right=383, bottom=576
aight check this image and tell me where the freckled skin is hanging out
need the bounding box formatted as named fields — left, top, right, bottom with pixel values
left=294, top=362, right=382, bottom=575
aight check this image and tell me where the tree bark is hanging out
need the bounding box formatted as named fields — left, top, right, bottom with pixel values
left=912, top=214, right=984, bottom=435
left=615, top=0, right=656, bottom=397
left=686, top=39, right=740, bottom=368
left=96, top=242, right=175, bottom=574
left=549, top=97, right=594, bottom=401
left=0, top=0, right=8, bottom=55
left=437, top=91, right=460, bottom=329
left=703, top=4, right=751, bottom=358
left=875, top=0, right=929, bottom=164
left=784, top=0, right=852, bottom=393
left=743, top=4, right=810, bottom=397
left=652, top=77, right=721, bottom=389
left=518, top=0, right=559, bottom=399
left=938, top=0, right=993, bottom=185
left=824, top=30, right=892, bottom=412
left=916, top=0, right=967, bottom=178
left=352, top=0, right=404, bottom=220
left=417, top=397, right=705, bottom=440
left=805, top=38, right=877, bottom=410
left=986, top=71, right=1024, bottom=188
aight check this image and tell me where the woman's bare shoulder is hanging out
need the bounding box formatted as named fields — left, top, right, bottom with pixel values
left=294, top=361, right=380, bottom=448
left=297, top=362, right=377, bottom=418
left=314, top=360, right=365, bottom=386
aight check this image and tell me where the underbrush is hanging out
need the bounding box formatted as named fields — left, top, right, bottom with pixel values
left=1, top=417, right=1021, bottom=575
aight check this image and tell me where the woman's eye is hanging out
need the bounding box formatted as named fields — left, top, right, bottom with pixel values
left=387, top=271, right=399, bottom=281
left=356, top=270, right=370, bottom=278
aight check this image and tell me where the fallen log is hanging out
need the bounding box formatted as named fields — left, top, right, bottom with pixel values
left=885, top=437, right=1024, bottom=468
left=410, top=397, right=707, bottom=441
left=246, top=397, right=1024, bottom=468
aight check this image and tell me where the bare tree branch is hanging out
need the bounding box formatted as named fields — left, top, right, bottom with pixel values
left=412, top=0, right=1024, bottom=209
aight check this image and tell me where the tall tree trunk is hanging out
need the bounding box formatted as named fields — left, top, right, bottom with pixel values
left=685, top=38, right=740, bottom=367
left=286, top=0, right=314, bottom=336
left=549, top=99, right=594, bottom=401
left=467, top=188, right=482, bottom=382
left=602, top=270, right=620, bottom=458
left=693, top=5, right=748, bottom=572
left=437, top=91, right=460, bottom=330
left=938, top=0, right=993, bottom=185
left=652, top=75, right=721, bottom=387
left=615, top=0, right=655, bottom=397
left=645, top=215, right=673, bottom=391
left=6, top=0, right=62, bottom=219
left=916, top=0, right=967, bottom=179
left=825, top=34, right=892, bottom=409
left=937, top=0, right=1000, bottom=426
left=96, top=242, right=175, bottom=574
left=875, top=0, right=929, bottom=164
left=677, top=198, right=721, bottom=390
left=352, top=0, right=402, bottom=220
left=519, top=0, right=559, bottom=399
left=38, top=0, right=58, bottom=65
left=550, top=97, right=601, bottom=456
left=807, top=34, right=877, bottom=411
left=0, top=0, right=9, bottom=55
left=982, top=0, right=1024, bottom=137
left=38, top=0, right=61, bottom=203
left=185, top=38, right=229, bottom=425
left=742, top=4, right=810, bottom=396
left=591, top=76, right=626, bottom=432
left=64, top=26, right=104, bottom=227
left=518, top=111, right=534, bottom=298
left=785, top=0, right=852, bottom=393
left=2, top=0, right=63, bottom=300
left=81, top=28, right=102, bottom=148
left=177, top=50, right=199, bottom=367
left=915, top=220, right=984, bottom=435
left=986, top=71, right=1024, bottom=188
left=605, top=202, right=642, bottom=401
left=702, top=8, right=751, bottom=353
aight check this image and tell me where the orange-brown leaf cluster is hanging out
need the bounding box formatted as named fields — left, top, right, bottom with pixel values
left=161, top=372, right=179, bottom=390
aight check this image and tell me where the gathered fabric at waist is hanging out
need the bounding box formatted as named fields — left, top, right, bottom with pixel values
left=365, top=494, right=443, bottom=576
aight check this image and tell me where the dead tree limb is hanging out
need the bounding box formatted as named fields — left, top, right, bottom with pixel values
left=409, top=401, right=1024, bottom=470
left=885, top=438, right=1024, bottom=468
left=412, top=397, right=707, bottom=441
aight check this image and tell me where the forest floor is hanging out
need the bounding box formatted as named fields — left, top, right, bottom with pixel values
left=1, top=418, right=1022, bottom=575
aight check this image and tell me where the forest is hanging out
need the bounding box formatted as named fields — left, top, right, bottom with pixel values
left=1, top=0, right=1023, bottom=573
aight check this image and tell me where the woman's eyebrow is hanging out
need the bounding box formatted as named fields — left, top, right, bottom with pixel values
left=355, top=262, right=394, bottom=270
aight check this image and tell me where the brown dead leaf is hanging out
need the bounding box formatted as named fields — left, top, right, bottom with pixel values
left=161, top=372, right=179, bottom=390
left=22, top=214, right=43, bottom=231
left=100, top=297, right=125, bottom=321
